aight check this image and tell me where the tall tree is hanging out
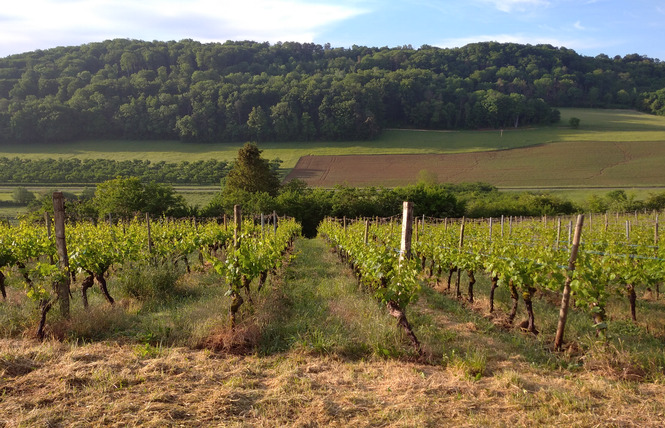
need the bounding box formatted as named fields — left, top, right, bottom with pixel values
left=223, top=143, right=281, bottom=197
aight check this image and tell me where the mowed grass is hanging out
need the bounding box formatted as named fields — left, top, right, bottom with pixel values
left=1, top=108, right=664, bottom=171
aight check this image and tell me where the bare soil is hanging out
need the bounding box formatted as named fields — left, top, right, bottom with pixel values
left=285, top=141, right=665, bottom=188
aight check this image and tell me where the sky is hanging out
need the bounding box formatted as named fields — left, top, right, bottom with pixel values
left=1, top=0, right=664, bottom=61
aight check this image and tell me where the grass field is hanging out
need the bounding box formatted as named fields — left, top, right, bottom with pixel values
left=2, top=237, right=665, bottom=426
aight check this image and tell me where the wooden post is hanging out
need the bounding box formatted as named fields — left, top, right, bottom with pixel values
left=457, top=218, right=466, bottom=299
left=273, top=210, right=278, bottom=235
left=655, top=214, right=659, bottom=246
left=234, top=205, right=241, bottom=249
left=554, top=214, right=584, bottom=351
left=364, top=219, right=369, bottom=245
left=556, top=217, right=561, bottom=250
left=568, top=221, right=573, bottom=246
left=501, top=215, right=504, bottom=237
left=52, top=192, right=70, bottom=319
left=261, top=213, right=265, bottom=239
left=626, top=220, right=630, bottom=240
left=399, top=202, right=413, bottom=265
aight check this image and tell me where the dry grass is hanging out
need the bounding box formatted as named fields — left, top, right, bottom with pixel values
left=2, top=338, right=665, bottom=427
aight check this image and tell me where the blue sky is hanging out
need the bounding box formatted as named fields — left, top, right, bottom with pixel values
left=1, top=0, right=664, bottom=61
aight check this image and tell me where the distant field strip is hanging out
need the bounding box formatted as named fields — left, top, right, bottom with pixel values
left=286, top=141, right=665, bottom=188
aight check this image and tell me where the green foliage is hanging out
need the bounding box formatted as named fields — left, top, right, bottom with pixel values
left=569, top=117, right=581, bottom=128
left=0, top=157, right=229, bottom=185
left=11, top=187, right=35, bottom=205
left=6, top=39, right=665, bottom=144
left=223, top=143, right=281, bottom=197
left=582, top=190, right=643, bottom=213
left=93, top=177, right=188, bottom=218
left=117, top=260, right=185, bottom=302
left=463, top=191, right=576, bottom=218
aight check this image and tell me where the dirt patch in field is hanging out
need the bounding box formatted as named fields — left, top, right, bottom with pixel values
left=285, top=141, right=665, bottom=187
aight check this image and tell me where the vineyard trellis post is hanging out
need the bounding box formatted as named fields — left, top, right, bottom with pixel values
left=398, top=202, right=413, bottom=264
left=456, top=218, right=465, bottom=299
left=554, top=214, right=584, bottom=351
left=52, top=192, right=70, bottom=319
left=273, top=210, right=278, bottom=235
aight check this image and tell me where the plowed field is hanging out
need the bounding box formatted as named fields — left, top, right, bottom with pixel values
left=285, top=141, right=665, bottom=188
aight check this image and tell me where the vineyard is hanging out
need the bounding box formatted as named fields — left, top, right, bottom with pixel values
left=319, top=207, right=665, bottom=359
left=2, top=200, right=665, bottom=425
left=0, top=199, right=301, bottom=340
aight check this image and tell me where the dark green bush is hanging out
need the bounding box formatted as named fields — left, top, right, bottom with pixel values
left=117, top=260, right=185, bottom=302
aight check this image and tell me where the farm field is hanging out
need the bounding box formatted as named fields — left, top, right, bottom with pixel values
left=285, top=140, right=665, bottom=188
left=2, top=236, right=665, bottom=426
left=0, top=108, right=663, bottom=172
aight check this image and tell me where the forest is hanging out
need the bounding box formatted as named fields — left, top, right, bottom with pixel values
left=1, top=39, right=665, bottom=144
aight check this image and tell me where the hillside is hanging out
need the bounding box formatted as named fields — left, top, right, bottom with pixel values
left=1, top=40, right=665, bottom=145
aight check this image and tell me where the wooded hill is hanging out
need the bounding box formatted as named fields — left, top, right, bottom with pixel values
left=1, top=39, right=665, bottom=144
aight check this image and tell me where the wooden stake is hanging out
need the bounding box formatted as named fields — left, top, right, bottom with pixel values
left=399, top=202, right=414, bottom=265
left=273, top=210, right=278, bottom=235
left=554, top=214, right=584, bottom=351
left=234, top=205, right=241, bottom=249
left=52, top=192, right=70, bottom=319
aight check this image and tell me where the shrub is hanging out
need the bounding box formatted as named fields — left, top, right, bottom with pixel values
left=117, top=260, right=185, bottom=302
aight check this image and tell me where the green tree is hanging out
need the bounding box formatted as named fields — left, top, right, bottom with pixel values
left=12, top=187, right=36, bottom=205
left=223, top=143, right=281, bottom=197
left=247, top=106, right=271, bottom=142
left=569, top=117, right=581, bottom=128
left=94, top=177, right=145, bottom=218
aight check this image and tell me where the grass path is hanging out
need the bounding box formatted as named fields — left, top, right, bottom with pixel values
left=256, top=236, right=403, bottom=357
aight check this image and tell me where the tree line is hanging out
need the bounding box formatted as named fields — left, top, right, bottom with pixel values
left=2, top=39, right=665, bottom=144
left=0, top=157, right=231, bottom=184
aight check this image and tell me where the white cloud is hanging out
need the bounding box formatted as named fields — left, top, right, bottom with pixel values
left=478, top=0, right=550, bottom=13
left=0, top=0, right=367, bottom=56
left=573, top=20, right=585, bottom=30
